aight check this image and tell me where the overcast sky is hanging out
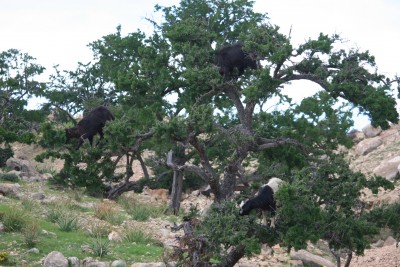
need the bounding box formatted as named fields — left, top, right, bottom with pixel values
left=1, top=0, right=399, bottom=129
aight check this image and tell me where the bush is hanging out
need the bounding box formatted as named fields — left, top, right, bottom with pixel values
left=123, top=228, right=159, bottom=245
left=22, top=223, right=41, bottom=248
left=0, top=146, right=13, bottom=167
left=56, top=216, right=79, bottom=232
left=2, top=208, right=28, bottom=232
left=93, top=201, right=124, bottom=225
left=88, top=238, right=110, bottom=257
left=0, top=173, right=19, bottom=182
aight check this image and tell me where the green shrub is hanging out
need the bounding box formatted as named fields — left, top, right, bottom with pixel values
left=88, top=238, right=110, bottom=257
left=46, top=204, right=65, bottom=223
left=122, top=228, right=160, bottom=245
left=85, top=222, right=110, bottom=238
left=56, top=216, right=79, bottom=232
left=93, top=201, right=124, bottom=225
left=22, top=223, right=41, bottom=248
left=0, top=146, right=13, bottom=167
left=2, top=208, right=28, bottom=232
left=0, top=251, right=9, bottom=263
left=0, top=173, right=19, bottom=182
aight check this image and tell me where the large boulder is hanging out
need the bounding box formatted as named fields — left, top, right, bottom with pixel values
left=290, top=249, right=335, bottom=267
left=0, top=183, right=20, bottom=197
left=362, top=124, right=382, bottom=138
left=43, top=251, right=68, bottom=267
left=373, top=155, right=400, bottom=181
left=355, top=136, right=382, bottom=155
left=5, top=157, right=41, bottom=180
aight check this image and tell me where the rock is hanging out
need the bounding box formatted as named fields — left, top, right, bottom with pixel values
left=5, top=157, right=41, bottom=179
left=347, top=129, right=365, bottom=143
left=290, top=249, right=335, bottom=267
left=108, top=230, right=122, bottom=242
left=355, top=136, right=382, bottom=155
left=0, top=183, right=21, bottom=197
left=43, top=251, right=68, bottom=267
left=82, top=257, right=109, bottom=267
left=27, top=248, right=39, bottom=254
left=31, top=192, right=45, bottom=200
left=130, top=263, right=166, bottom=267
left=68, top=257, right=80, bottom=267
left=362, top=124, right=382, bottom=138
left=111, top=260, right=127, bottom=267
left=371, top=239, right=385, bottom=248
left=373, top=156, right=400, bottom=180
left=0, top=222, right=4, bottom=232
left=383, top=236, right=397, bottom=247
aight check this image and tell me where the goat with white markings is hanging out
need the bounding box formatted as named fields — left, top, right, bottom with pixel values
left=239, top=178, right=284, bottom=227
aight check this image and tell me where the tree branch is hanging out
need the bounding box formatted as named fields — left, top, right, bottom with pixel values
left=254, top=137, right=308, bottom=152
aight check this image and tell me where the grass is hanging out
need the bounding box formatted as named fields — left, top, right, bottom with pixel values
left=0, top=181, right=174, bottom=265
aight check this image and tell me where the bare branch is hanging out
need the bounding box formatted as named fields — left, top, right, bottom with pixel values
left=254, top=137, right=308, bottom=152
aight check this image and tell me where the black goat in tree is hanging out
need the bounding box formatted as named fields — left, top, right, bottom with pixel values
left=239, top=178, right=284, bottom=227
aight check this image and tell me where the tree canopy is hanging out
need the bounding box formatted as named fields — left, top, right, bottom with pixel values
left=2, top=0, right=400, bottom=266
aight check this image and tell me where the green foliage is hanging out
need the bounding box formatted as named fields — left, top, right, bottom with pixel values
left=365, top=203, right=400, bottom=241
left=0, top=251, right=9, bottom=263
left=0, top=145, right=13, bottom=167
left=22, top=223, right=41, bottom=248
left=122, top=228, right=159, bottom=245
left=275, top=154, right=393, bottom=255
left=88, top=238, right=110, bottom=257
left=197, top=201, right=279, bottom=259
left=0, top=49, right=46, bottom=145
left=2, top=208, right=28, bottom=232
left=0, top=173, right=19, bottom=182
left=56, top=216, right=79, bottom=232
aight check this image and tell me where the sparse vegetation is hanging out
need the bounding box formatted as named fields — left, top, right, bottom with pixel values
left=0, top=173, right=19, bottom=182
left=88, top=237, right=110, bottom=257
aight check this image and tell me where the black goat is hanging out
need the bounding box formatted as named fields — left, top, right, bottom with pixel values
left=65, top=106, right=114, bottom=150
left=239, top=178, right=283, bottom=227
left=216, top=43, right=258, bottom=80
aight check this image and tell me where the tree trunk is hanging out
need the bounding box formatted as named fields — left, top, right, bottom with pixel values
left=136, top=152, right=149, bottom=179
left=105, top=181, right=140, bottom=200
left=169, top=170, right=184, bottom=215
left=215, top=244, right=245, bottom=267
left=167, top=146, right=186, bottom=214
left=344, top=251, right=352, bottom=267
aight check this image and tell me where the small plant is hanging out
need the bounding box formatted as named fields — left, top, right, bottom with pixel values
left=21, top=198, right=36, bottom=211
left=120, top=199, right=165, bottom=222
left=22, top=223, right=41, bottom=248
left=123, top=228, right=157, bottom=245
left=56, top=216, right=79, bottom=232
left=46, top=204, right=65, bottom=223
left=88, top=238, right=110, bottom=257
left=0, top=173, right=19, bottom=182
left=85, top=222, right=111, bottom=238
left=2, top=208, right=27, bottom=232
left=0, top=251, right=9, bottom=263
left=93, top=201, right=124, bottom=225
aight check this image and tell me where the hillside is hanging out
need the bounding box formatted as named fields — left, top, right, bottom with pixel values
left=0, top=123, right=400, bottom=266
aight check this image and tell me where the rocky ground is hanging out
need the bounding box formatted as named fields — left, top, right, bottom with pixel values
left=4, top=123, right=400, bottom=266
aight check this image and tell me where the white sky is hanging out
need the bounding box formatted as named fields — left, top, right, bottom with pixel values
left=1, top=0, right=399, bottom=130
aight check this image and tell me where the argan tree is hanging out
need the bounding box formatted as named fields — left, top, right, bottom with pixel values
left=0, top=49, right=47, bottom=165
left=38, top=0, right=400, bottom=265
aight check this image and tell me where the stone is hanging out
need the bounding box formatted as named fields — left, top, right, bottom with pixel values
left=355, top=136, right=382, bottom=155
left=111, top=260, right=127, bottom=267
left=362, top=124, right=382, bottom=138
left=68, top=257, right=80, bottom=267
left=0, top=183, right=21, bottom=197
left=384, top=236, right=397, bottom=246
left=373, top=156, right=400, bottom=181
left=43, top=251, right=68, bottom=267
left=6, top=157, right=41, bottom=179
left=290, top=249, right=335, bottom=267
